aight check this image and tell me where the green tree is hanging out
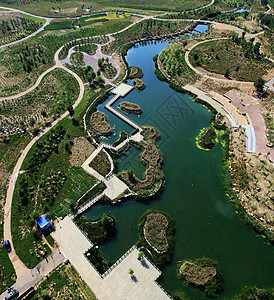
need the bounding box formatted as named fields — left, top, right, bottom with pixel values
left=254, top=77, right=265, bottom=91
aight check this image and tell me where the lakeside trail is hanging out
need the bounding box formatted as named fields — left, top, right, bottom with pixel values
left=1, top=3, right=273, bottom=296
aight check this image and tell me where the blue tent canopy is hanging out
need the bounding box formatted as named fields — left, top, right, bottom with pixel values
left=36, top=215, right=50, bottom=230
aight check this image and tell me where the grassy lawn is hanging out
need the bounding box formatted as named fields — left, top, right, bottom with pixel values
left=189, top=39, right=274, bottom=82
left=21, top=13, right=47, bottom=25
left=27, top=264, right=97, bottom=299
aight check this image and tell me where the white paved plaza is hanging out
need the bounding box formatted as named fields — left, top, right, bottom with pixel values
left=111, top=83, right=134, bottom=97
left=52, top=216, right=171, bottom=300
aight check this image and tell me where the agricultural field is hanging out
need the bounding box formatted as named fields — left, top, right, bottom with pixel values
left=0, top=12, right=42, bottom=46
left=26, top=264, right=96, bottom=300
left=0, top=68, right=79, bottom=134
left=189, top=37, right=274, bottom=82
left=11, top=118, right=97, bottom=267
left=0, top=0, right=212, bottom=17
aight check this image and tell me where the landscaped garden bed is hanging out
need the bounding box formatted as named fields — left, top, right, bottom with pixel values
left=75, top=214, right=116, bottom=245
left=70, top=51, right=85, bottom=67
left=189, top=36, right=274, bottom=82
left=89, top=150, right=111, bottom=177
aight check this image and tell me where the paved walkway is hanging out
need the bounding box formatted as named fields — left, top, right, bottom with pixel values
left=1, top=249, right=64, bottom=299
left=225, top=90, right=274, bottom=160
left=52, top=216, right=171, bottom=300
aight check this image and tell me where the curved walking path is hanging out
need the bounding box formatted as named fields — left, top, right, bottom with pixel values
left=0, top=6, right=52, bottom=50
left=3, top=46, right=84, bottom=278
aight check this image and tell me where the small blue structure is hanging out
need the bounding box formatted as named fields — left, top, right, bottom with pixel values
left=36, top=215, right=51, bottom=231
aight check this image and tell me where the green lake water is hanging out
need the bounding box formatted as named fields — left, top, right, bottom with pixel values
left=85, top=40, right=274, bottom=299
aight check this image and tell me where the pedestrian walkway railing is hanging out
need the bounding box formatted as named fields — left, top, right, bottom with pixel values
left=70, top=189, right=104, bottom=218
left=102, top=245, right=137, bottom=278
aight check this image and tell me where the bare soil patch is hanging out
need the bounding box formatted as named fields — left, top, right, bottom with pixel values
left=69, top=137, right=95, bottom=167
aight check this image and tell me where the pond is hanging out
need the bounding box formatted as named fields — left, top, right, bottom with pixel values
left=84, top=33, right=274, bottom=299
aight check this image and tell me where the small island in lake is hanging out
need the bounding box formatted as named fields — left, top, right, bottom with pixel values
left=136, top=209, right=175, bottom=268
left=90, top=111, right=112, bottom=136
left=128, top=66, right=144, bottom=79
left=197, top=127, right=216, bottom=150
left=133, top=78, right=146, bottom=91
left=118, top=101, right=143, bottom=115
left=178, top=257, right=223, bottom=297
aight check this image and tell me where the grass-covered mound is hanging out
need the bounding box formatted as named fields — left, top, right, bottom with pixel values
left=197, top=127, right=216, bottom=150
left=178, top=258, right=223, bottom=298
left=136, top=210, right=175, bottom=269
left=75, top=214, right=116, bottom=245
left=128, top=66, right=144, bottom=79
left=118, top=101, right=143, bottom=115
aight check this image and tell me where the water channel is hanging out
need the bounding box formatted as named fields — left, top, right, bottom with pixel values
left=84, top=29, right=274, bottom=299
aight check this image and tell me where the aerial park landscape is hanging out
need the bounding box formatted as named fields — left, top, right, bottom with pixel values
left=0, top=0, right=273, bottom=299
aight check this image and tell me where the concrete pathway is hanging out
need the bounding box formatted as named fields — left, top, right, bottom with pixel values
left=1, top=249, right=64, bottom=299
left=51, top=216, right=171, bottom=300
